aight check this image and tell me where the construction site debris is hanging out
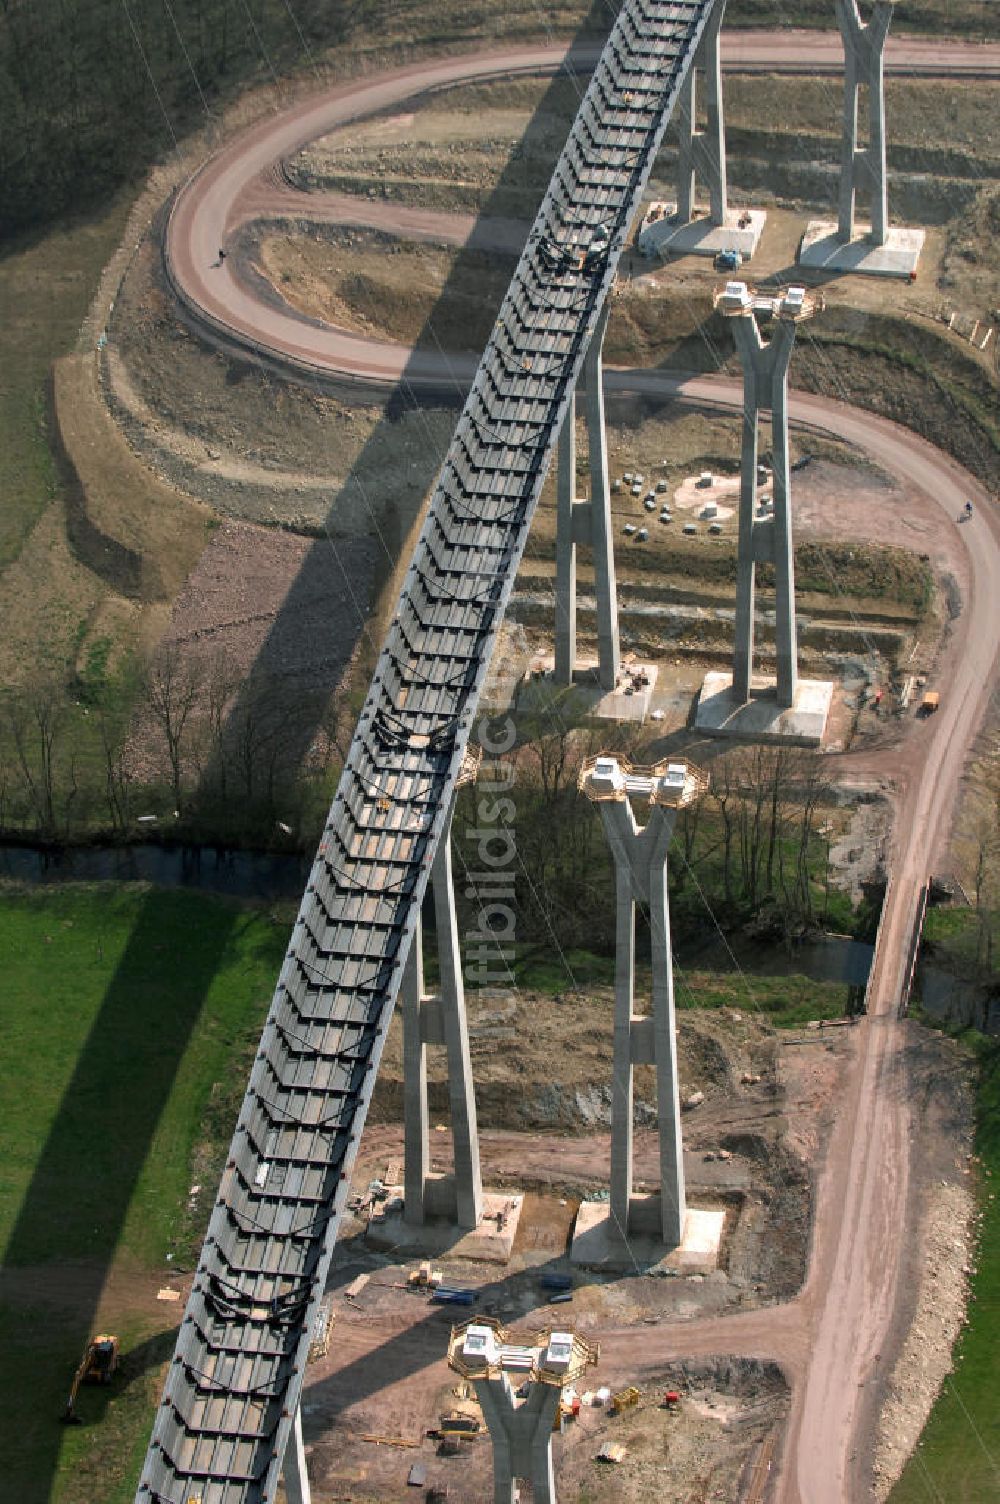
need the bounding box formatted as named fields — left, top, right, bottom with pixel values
left=596, top=1441, right=627, bottom=1463
left=308, top=1298, right=334, bottom=1362
left=610, top=1385, right=641, bottom=1416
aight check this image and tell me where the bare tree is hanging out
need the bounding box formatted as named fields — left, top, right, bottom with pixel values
left=93, top=689, right=135, bottom=836
left=4, top=679, right=67, bottom=838
left=143, top=643, right=205, bottom=814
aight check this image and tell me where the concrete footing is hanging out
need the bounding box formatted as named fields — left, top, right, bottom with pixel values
left=570, top=1201, right=725, bottom=1274
left=521, top=656, right=658, bottom=723
left=798, top=220, right=925, bottom=278
left=638, top=204, right=766, bottom=261
left=695, top=671, right=834, bottom=745
left=367, top=1189, right=524, bottom=1264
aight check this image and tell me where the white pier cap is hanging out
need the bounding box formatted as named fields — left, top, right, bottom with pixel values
left=715, top=281, right=822, bottom=322
left=451, top=1317, right=599, bottom=1387
left=579, top=754, right=709, bottom=808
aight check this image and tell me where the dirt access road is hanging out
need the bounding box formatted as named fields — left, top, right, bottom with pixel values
left=160, top=33, right=1000, bottom=1504
left=164, top=32, right=1000, bottom=389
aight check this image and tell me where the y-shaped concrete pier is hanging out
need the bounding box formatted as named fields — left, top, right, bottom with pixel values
left=448, top=1320, right=598, bottom=1504
left=554, top=301, right=619, bottom=692
left=636, top=0, right=765, bottom=262
left=696, top=283, right=832, bottom=745
left=836, top=0, right=894, bottom=246
left=573, top=756, right=723, bottom=1269
left=799, top=1, right=924, bottom=278
left=368, top=750, right=524, bottom=1260
left=676, top=0, right=728, bottom=227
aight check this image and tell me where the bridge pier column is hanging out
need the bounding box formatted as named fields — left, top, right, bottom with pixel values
left=676, top=0, right=728, bottom=225
left=474, top=1371, right=562, bottom=1503
left=597, top=796, right=685, bottom=1245
left=403, top=789, right=483, bottom=1230
left=836, top=0, right=894, bottom=246
left=282, top=1406, right=312, bottom=1504
left=554, top=302, right=620, bottom=692
left=728, top=304, right=803, bottom=708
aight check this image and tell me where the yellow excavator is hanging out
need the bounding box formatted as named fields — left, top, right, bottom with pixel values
left=60, top=1334, right=120, bottom=1423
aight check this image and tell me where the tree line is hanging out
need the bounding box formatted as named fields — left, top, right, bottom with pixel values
left=452, top=719, right=849, bottom=964
left=0, top=0, right=348, bottom=237
left=1, top=651, right=851, bottom=965
left=0, top=643, right=347, bottom=845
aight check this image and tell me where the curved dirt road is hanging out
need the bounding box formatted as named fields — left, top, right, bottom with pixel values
left=158, top=35, right=1000, bottom=1504
left=165, top=32, right=1000, bottom=391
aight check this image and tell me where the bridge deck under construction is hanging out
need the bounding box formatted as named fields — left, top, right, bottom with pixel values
left=137, top=3, right=719, bottom=1499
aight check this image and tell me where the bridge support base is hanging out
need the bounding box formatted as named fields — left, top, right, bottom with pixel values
left=636, top=0, right=766, bottom=262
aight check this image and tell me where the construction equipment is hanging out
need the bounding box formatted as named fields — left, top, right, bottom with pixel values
left=431, top=1286, right=476, bottom=1306
left=437, top=1412, right=481, bottom=1439
left=609, top=1385, right=641, bottom=1416
left=408, top=1260, right=443, bottom=1290
left=60, top=1334, right=119, bottom=1423
left=596, top=1441, right=627, bottom=1463
left=541, top=1272, right=573, bottom=1292
left=919, top=690, right=940, bottom=716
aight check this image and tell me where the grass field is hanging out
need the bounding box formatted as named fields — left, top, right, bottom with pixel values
left=889, top=1033, right=1000, bottom=1504
left=923, top=904, right=1000, bottom=978
left=0, top=882, right=290, bottom=1504
left=0, top=203, right=132, bottom=571
left=0, top=877, right=853, bottom=1499
left=475, top=945, right=848, bottom=1026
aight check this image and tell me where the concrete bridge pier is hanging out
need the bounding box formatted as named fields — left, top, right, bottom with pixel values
left=799, top=1, right=922, bottom=277
left=402, top=790, right=483, bottom=1230
left=676, top=0, right=728, bottom=225
left=695, top=283, right=833, bottom=743
left=729, top=309, right=800, bottom=709
left=554, top=301, right=620, bottom=692
left=282, top=1406, right=311, bottom=1504
left=448, top=1322, right=599, bottom=1504
left=574, top=757, right=725, bottom=1271
left=475, top=1373, right=562, bottom=1504
left=599, top=794, right=686, bottom=1246
left=836, top=0, right=895, bottom=246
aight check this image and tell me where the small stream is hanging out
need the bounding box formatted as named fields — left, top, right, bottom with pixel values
left=0, top=841, right=312, bottom=902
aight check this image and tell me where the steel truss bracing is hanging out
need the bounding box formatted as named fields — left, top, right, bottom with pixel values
left=137, top=3, right=720, bottom=1500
